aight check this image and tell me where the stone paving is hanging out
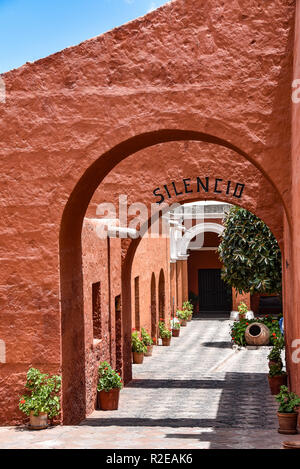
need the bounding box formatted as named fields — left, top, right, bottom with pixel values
left=0, top=318, right=299, bottom=449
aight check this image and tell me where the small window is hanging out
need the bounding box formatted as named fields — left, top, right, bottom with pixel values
left=92, top=282, right=101, bottom=339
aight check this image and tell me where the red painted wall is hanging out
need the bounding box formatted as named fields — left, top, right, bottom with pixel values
left=131, top=234, right=170, bottom=338
left=0, top=0, right=295, bottom=425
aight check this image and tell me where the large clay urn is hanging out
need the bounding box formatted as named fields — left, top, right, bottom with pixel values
left=245, top=322, right=270, bottom=346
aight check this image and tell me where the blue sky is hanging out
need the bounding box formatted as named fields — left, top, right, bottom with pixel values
left=0, top=0, right=169, bottom=73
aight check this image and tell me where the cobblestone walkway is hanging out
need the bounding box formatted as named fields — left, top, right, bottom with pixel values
left=1, top=318, right=299, bottom=449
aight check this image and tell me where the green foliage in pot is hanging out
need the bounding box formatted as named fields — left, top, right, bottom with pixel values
left=19, top=367, right=61, bottom=418
left=176, top=310, right=189, bottom=321
left=158, top=321, right=172, bottom=339
left=238, top=302, right=248, bottom=317
left=275, top=386, right=300, bottom=413
left=97, top=361, right=123, bottom=392
left=269, top=363, right=286, bottom=377
left=218, top=206, right=282, bottom=294
left=131, top=331, right=147, bottom=353
left=183, top=301, right=193, bottom=313
left=141, top=328, right=153, bottom=346
left=268, top=337, right=285, bottom=363
left=230, top=315, right=282, bottom=346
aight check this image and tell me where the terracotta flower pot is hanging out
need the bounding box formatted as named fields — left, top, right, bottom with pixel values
left=277, top=412, right=298, bottom=434
left=162, top=337, right=171, bottom=346
left=132, top=351, right=144, bottom=364
left=29, top=411, right=48, bottom=430
left=172, top=328, right=180, bottom=337
left=187, top=315, right=192, bottom=321
left=268, top=373, right=288, bottom=395
left=282, top=440, right=300, bottom=449
left=98, top=388, right=120, bottom=411
left=180, top=319, right=187, bottom=327
left=144, top=345, right=153, bottom=357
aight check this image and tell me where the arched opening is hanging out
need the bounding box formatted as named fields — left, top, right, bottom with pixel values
left=158, top=269, right=166, bottom=321
left=151, top=273, right=157, bottom=340
left=59, top=130, right=289, bottom=424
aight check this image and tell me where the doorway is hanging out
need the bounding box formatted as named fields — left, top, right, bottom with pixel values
left=198, top=269, right=232, bottom=314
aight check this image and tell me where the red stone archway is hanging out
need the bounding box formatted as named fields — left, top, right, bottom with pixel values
left=73, top=136, right=289, bottom=424
left=0, top=0, right=296, bottom=426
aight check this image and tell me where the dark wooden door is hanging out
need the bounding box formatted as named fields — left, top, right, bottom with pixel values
left=198, top=269, right=232, bottom=313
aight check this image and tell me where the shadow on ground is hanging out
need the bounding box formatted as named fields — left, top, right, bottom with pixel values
left=82, top=373, right=277, bottom=431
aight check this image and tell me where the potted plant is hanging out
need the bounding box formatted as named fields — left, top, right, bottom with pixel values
left=141, top=328, right=154, bottom=356
left=183, top=300, right=193, bottom=321
left=268, top=363, right=288, bottom=395
left=171, top=318, right=181, bottom=337
left=158, top=321, right=172, bottom=346
left=97, top=361, right=123, bottom=410
left=268, top=339, right=284, bottom=369
left=176, top=310, right=188, bottom=326
left=238, top=302, right=248, bottom=321
left=19, top=367, right=61, bottom=429
left=275, top=385, right=300, bottom=434
left=132, top=330, right=147, bottom=363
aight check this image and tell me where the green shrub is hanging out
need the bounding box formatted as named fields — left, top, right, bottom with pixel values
left=276, top=386, right=300, bottom=413
left=19, top=368, right=61, bottom=418
left=218, top=206, right=282, bottom=294
left=183, top=301, right=193, bottom=313
left=131, top=331, right=147, bottom=353
left=158, top=321, right=172, bottom=339
left=176, top=310, right=189, bottom=321
left=141, top=328, right=153, bottom=346
left=97, top=361, right=123, bottom=392
left=230, top=315, right=282, bottom=346
left=269, top=363, right=286, bottom=377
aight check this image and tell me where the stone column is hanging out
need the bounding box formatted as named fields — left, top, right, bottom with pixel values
left=176, top=257, right=189, bottom=308
left=176, top=261, right=183, bottom=309
left=170, top=261, right=177, bottom=316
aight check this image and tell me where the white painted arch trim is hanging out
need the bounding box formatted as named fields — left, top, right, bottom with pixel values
left=178, top=222, right=224, bottom=257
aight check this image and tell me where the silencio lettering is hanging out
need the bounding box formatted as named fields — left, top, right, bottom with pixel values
left=153, top=177, right=245, bottom=205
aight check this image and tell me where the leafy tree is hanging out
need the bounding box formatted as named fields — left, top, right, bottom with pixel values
left=218, top=206, right=282, bottom=294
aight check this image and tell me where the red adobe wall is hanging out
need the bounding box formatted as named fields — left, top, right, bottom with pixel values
left=81, top=220, right=122, bottom=416
left=131, top=234, right=170, bottom=338
left=0, top=0, right=295, bottom=425
left=290, top=0, right=300, bottom=401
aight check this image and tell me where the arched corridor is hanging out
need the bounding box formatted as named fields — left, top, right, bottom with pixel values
left=0, top=317, right=294, bottom=449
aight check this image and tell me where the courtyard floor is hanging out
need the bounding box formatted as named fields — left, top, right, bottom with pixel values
left=1, top=318, right=299, bottom=449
